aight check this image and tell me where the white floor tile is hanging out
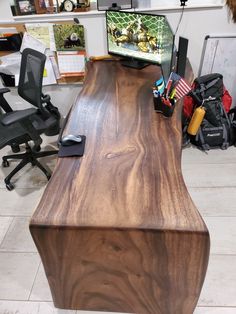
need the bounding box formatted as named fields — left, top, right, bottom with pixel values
left=0, top=216, right=13, bottom=245
left=188, top=187, right=236, bottom=217
left=0, top=140, right=57, bottom=190
left=0, top=162, right=49, bottom=189
left=194, top=307, right=236, bottom=313
left=0, top=217, right=37, bottom=252
left=204, top=217, right=236, bottom=254
left=30, top=263, right=52, bottom=302
left=182, top=163, right=236, bottom=187
left=198, top=255, right=236, bottom=307
left=0, top=187, right=45, bottom=216
left=182, top=145, right=236, bottom=164
left=0, top=300, right=76, bottom=314
left=0, top=252, right=40, bottom=300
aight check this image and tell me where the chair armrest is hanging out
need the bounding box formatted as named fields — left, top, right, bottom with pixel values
left=0, top=88, right=10, bottom=95
left=0, top=88, right=13, bottom=113
left=1, top=108, right=37, bottom=126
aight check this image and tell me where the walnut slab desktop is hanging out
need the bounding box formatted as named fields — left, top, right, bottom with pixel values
left=30, top=61, right=210, bottom=314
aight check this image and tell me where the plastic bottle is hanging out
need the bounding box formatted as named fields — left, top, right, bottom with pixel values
left=187, top=106, right=206, bottom=136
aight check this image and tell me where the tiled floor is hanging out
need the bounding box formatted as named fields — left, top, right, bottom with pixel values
left=0, top=137, right=236, bottom=314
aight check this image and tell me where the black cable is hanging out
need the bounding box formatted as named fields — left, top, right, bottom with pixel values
left=174, top=5, right=185, bottom=36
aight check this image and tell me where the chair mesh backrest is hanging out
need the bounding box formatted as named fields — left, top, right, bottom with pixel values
left=18, top=48, right=46, bottom=109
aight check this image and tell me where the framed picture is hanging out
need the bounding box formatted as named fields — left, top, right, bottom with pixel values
left=34, top=0, right=54, bottom=13
left=34, top=0, right=47, bottom=13
left=14, top=0, right=36, bottom=15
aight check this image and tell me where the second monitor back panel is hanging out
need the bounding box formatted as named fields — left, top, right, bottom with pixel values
left=97, top=0, right=132, bottom=10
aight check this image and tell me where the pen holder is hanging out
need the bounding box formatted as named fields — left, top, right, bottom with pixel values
left=153, top=97, right=175, bottom=117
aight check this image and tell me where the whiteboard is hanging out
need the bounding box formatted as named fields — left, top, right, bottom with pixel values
left=199, top=35, right=236, bottom=103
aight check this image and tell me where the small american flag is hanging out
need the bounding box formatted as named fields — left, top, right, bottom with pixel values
left=168, top=72, right=191, bottom=100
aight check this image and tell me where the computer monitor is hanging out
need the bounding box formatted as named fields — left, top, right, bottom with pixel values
left=106, top=10, right=175, bottom=80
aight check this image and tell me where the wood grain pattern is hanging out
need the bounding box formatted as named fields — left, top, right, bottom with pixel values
left=30, top=61, right=210, bottom=313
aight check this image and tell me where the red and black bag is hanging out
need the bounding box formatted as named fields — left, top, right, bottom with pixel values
left=183, top=73, right=232, bottom=119
left=182, top=73, right=236, bottom=149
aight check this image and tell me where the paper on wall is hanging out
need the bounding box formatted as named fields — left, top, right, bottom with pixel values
left=57, top=51, right=85, bottom=76
left=25, top=23, right=56, bottom=51
left=20, top=32, right=46, bottom=54
left=43, top=57, right=57, bottom=85
left=53, top=24, right=85, bottom=52
left=49, top=55, right=61, bottom=79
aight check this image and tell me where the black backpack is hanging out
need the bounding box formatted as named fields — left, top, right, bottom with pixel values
left=186, top=73, right=236, bottom=150
left=190, top=98, right=234, bottom=150
left=190, top=73, right=223, bottom=104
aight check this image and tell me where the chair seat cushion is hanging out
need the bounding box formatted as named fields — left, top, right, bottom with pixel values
left=1, top=108, right=37, bottom=126
left=0, top=121, right=31, bottom=149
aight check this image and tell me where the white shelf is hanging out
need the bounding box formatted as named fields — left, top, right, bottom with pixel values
left=13, top=10, right=104, bottom=22
left=10, top=3, right=224, bottom=23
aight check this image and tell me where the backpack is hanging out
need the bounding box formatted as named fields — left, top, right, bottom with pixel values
left=190, top=98, right=234, bottom=150
left=183, top=73, right=232, bottom=119
left=183, top=73, right=236, bottom=150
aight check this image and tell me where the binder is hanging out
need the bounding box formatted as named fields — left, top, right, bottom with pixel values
left=0, top=33, right=22, bottom=51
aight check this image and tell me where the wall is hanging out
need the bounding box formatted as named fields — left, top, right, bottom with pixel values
left=1, top=2, right=235, bottom=76
left=164, top=6, right=236, bottom=77
left=1, top=1, right=236, bottom=111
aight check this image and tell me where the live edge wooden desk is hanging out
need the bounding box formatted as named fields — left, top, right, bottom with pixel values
left=30, top=61, right=210, bottom=314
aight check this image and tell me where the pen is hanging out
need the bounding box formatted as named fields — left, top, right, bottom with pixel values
left=165, top=79, right=172, bottom=97
left=162, top=97, right=172, bottom=107
left=169, top=88, right=176, bottom=99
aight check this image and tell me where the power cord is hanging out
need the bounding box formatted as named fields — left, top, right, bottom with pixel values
left=175, top=0, right=187, bottom=36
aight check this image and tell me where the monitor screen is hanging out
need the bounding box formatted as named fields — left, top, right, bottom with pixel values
left=106, top=10, right=174, bottom=79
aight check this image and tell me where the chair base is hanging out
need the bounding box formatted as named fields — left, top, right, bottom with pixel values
left=2, top=143, right=58, bottom=191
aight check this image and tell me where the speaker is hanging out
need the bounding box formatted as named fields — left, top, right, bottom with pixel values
left=176, top=36, right=188, bottom=78
left=97, top=0, right=132, bottom=11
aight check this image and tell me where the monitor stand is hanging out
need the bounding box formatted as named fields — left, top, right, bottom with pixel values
left=121, top=59, right=150, bottom=70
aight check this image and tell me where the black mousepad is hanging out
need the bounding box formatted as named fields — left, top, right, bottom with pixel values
left=58, top=135, right=86, bottom=158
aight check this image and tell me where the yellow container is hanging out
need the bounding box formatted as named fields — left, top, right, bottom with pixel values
left=187, top=106, right=206, bottom=136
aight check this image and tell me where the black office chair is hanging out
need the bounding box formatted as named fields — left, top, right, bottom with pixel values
left=0, top=48, right=61, bottom=191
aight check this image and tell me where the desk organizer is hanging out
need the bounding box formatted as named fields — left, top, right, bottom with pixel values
left=153, top=96, right=175, bottom=117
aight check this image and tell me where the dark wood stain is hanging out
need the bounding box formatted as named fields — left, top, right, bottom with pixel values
left=30, top=61, right=210, bottom=313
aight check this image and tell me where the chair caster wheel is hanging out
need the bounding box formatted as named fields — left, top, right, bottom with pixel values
left=11, top=143, right=20, bottom=153
left=6, top=183, right=14, bottom=191
left=2, top=160, right=10, bottom=167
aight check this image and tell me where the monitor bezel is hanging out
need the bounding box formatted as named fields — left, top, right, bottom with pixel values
left=105, top=10, right=175, bottom=69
